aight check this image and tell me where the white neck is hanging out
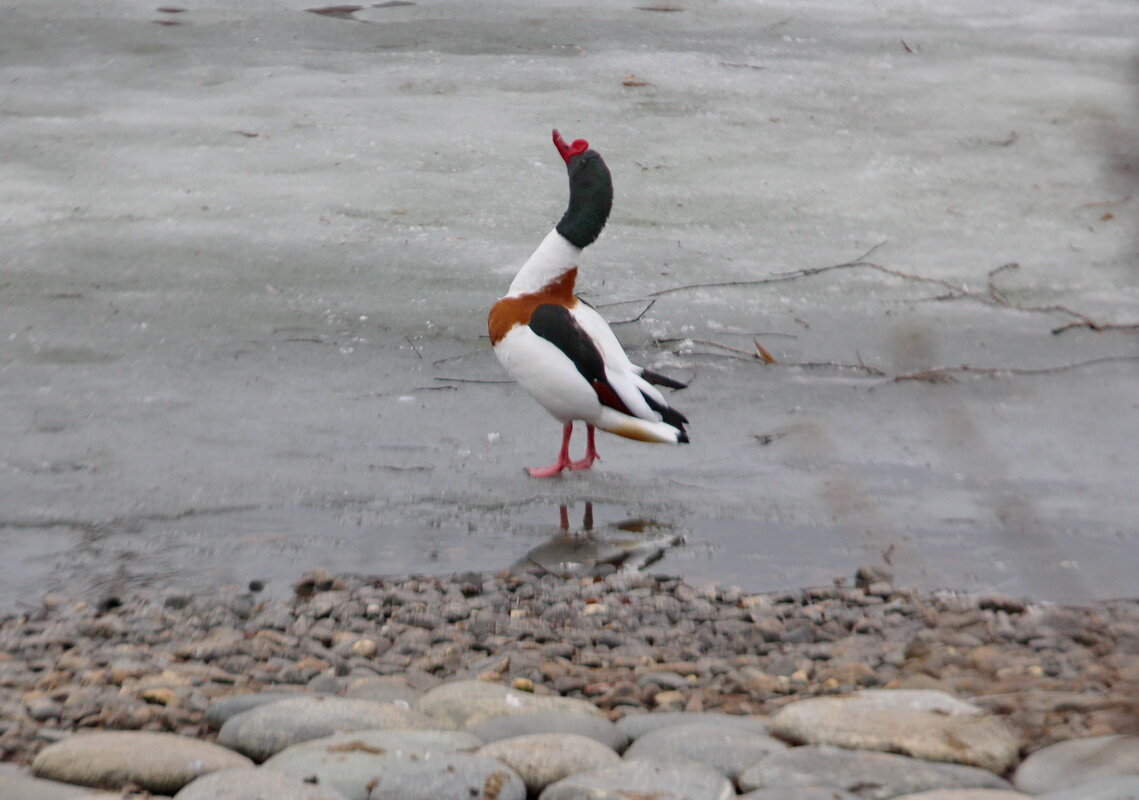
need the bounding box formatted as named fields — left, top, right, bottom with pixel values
left=506, top=229, right=581, bottom=297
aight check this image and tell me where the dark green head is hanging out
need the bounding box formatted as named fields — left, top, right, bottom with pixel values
left=553, top=129, right=613, bottom=249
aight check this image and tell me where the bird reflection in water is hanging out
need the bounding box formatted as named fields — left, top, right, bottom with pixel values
left=512, top=501, right=682, bottom=578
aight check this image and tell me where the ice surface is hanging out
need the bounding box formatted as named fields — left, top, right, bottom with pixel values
left=2, top=0, right=1139, bottom=606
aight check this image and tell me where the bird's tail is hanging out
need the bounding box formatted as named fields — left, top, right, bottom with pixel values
left=597, top=409, right=688, bottom=444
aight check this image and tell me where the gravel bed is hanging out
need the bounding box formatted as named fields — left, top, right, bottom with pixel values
left=1, top=564, right=1137, bottom=795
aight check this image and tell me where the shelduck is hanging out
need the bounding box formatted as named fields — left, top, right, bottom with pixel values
left=487, top=130, right=689, bottom=477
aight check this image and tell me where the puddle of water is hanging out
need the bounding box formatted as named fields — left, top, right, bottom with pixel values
left=1, top=503, right=656, bottom=609
left=0, top=507, right=504, bottom=610
left=661, top=518, right=1133, bottom=603
left=2, top=500, right=1129, bottom=611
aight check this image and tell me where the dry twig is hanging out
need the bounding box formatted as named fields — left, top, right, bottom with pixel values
left=890, top=355, right=1139, bottom=384
left=753, top=431, right=787, bottom=445
left=642, top=242, right=892, bottom=298
left=1051, top=320, right=1139, bottom=335
left=660, top=336, right=887, bottom=375
left=434, top=376, right=513, bottom=384
left=639, top=244, right=1135, bottom=334
left=605, top=299, right=657, bottom=326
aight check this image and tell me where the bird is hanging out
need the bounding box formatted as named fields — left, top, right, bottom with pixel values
left=487, top=129, right=689, bottom=477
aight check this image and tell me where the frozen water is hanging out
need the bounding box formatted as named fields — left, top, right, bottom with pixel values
left=2, top=0, right=1139, bottom=607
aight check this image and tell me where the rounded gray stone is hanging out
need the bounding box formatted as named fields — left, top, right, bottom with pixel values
left=217, top=695, right=437, bottom=762
left=0, top=763, right=123, bottom=800
left=769, top=689, right=1020, bottom=774
left=264, top=729, right=484, bottom=800
left=31, top=731, right=253, bottom=795
left=341, top=676, right=423, bottom=707
left=890, top=792, right=1035, bottom=800
left=738, top=788, right=862, bottom=800
left=478, top=733, right=621, bottom=794
left=1037, top=776, right=1139, bottom=800
left=616, top=711, right=771, bottom=741
left=466, top=710, right=629, bottom=752
left=539, top=756, right=735, bottom=800
left=366, top=752, right=525, bottom=800
left=739, top=746, right=1012, bottom=800
left=173, top=766, right=351, bottom=800
left=205, top=691, right=314, bottom=729
left=417, top=680, right=604, bottom=729
left=1014, top=735, right=1139, bottom=794
left=623, top=722, right=787, bottom=779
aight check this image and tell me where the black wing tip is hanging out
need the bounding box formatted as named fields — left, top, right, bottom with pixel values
left=677, top=429, right=690, bottom=444
left=640, top=368, right=688, bottom=390
left=644, top=392, right=688, bottom=429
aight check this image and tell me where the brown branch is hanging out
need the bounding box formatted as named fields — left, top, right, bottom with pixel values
left=1052, top=320, right=1139, bottom=335
left=643, top=242, right=890, bottom=298
left=656, top=331, right=798, bottom=340
left=681, top=350, right=758, bottom=362
left=662, top=337, right=886, bottom=375
left=985, top=262, right=1016, bottom=306
left=608, top=299, right=657, bottom=326
left=890, top=355, right=1139, bottom=384
left=640, top=245, right=1132, bottom=334
left=686, top=338, right=760, bottom=357
left=978, top=263, right=1105, bottom=329
left=434, top=376, right=513, bottom=384
left=791, top=361, right=888, bottom=376
left=665, top=336, right=1134, bottom=384
left=431, top=351, right=481, bottom=367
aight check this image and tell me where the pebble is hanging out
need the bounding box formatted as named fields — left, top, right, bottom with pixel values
left=1037, top=776, right=1139, bottom=800
left=217, top=695, right=437, bottom=762
left=1013, top=734, right=1139, bottom=794
left=738, top=745, right=1012, bottom=799
left=770, top=689, right=1020, bottom=774
left=23, top=693, right=64, bottom=723
left=31, top=730, right=252, bottom=795
left=466, top=710, right=629, bottom=751
left=173, top=766, right=351, bottom=799
left=366, top=752, right=526, bottom=800
left=539, top=755, right=734, bottom=800
left=263, top=729, right=483, bottom=800
left=478, top=732, right=620, bottom=794
left=622, top=721, right=787, bottom=780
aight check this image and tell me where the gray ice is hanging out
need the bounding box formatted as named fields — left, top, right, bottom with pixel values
left=2, top=0, right=1138, bottom=607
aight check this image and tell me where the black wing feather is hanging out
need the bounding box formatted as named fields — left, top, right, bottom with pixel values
left=639, top=367, right=687, bottom=390
left=643, top=391, right=688, bottom=429
left=529, top=304, right=607, bottom=385
left=529, top=304, right=635, bottom=415
left=529, top=303, right=688, bottom=433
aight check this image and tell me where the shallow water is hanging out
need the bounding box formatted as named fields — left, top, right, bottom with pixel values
left=2, top=0, right=1138, bottom=609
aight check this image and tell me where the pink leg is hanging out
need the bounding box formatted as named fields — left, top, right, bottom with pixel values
left=567, top=424, right=600, bottom=470
left=527, top=423, right=574, bottom=478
